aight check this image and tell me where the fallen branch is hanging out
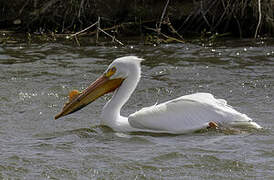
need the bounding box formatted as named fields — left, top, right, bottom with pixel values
left=68, top=17, right=124, bottom=45
left=97, top=27, right=124, bottom=45
left=70, top=21, right=98, bottom=37
left=165, top=17, right=184, bottom=40
left=66, top=19, right=155, bottom=37
left=145, top=27, right=184, bottom=43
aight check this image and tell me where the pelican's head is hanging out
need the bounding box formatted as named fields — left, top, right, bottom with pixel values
left=55, top=56, right=143, bottom=119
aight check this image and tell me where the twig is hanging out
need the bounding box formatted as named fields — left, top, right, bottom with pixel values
left=254, top=0, right=262, bottom=38
left=97, top=27, right=124, bottom=45
left=74, top=36, right=80, bottom=46
left=160, top=32, right=185, bottom=43
left=96, top=17, right=100, bottom=44
left=266, top=15, right=274, bottom=21
left=157, top=0, right=170, bottom=35
left=145, top=26, right=184, bottom=43
left=234, top=15, right=242, bottom=38
left=78, top=0, right=85, bottom=18
left=200, top=0, right=211, bottom=28
left=19, top=0, right=30, bottom=15
left=165, top=17, right=184, bottom=40
left=213, top=0, right=230, bottom=30
left=70, top=21, right=98, bottom=37
left=40, top=0, right=60, bottom=14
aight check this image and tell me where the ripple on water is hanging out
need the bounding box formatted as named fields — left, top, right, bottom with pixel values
left=0, top=39, right=274, bottom=179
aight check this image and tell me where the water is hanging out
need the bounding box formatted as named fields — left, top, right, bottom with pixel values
left=0, top=39, right=274, bottom=179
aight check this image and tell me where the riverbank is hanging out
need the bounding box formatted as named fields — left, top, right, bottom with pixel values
left=0, top=0, right=274, bottom=44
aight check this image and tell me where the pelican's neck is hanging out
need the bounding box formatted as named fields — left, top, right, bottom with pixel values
left=101, top=67, right=140, bottom=130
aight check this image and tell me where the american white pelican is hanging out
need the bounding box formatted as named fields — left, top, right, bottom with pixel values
left=55, top=56, right=261, bottom=134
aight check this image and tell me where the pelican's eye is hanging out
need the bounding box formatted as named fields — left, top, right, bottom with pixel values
left=105, top=66, right=116, bottom=77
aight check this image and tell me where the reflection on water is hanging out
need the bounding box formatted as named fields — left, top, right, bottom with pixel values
left=0, top=39, right=274, bottom=179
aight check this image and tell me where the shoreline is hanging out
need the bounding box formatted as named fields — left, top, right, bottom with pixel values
left=0, top=0, right=274, bottom=41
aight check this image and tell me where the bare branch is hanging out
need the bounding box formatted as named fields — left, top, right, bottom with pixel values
left=96, top=16, right=100, bottom=44
left=74, top=36, right=80, bottom=46
left=254, top=0, right=262, bottom=38
left=97, top=27, right=124, bottom=45
left=70, top=21, right=98, bottom=37
left=157, top=0, right=170, bottom=35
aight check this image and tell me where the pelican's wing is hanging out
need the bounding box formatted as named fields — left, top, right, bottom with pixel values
left=128, top=93, right=260, bottom=134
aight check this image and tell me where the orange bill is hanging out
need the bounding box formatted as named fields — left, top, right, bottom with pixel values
left=55, top=75, right=124, bottom=120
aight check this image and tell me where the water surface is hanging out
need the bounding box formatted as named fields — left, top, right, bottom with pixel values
left=0, top=39, right=274, bottom=179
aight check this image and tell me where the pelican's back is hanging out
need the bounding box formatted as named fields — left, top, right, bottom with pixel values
left=128, top=93, right=258, bottom=134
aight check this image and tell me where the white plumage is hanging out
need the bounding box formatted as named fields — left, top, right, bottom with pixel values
left=55, top=56, right=262, bottom=134
left=129, top=93, right=259, bottom=133
left=100, top=56, right=261, bottom=134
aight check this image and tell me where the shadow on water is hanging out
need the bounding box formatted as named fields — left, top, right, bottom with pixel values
left=33, top=125, right=112, bottom=140
left=34, top=123, right=267, bottom=142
